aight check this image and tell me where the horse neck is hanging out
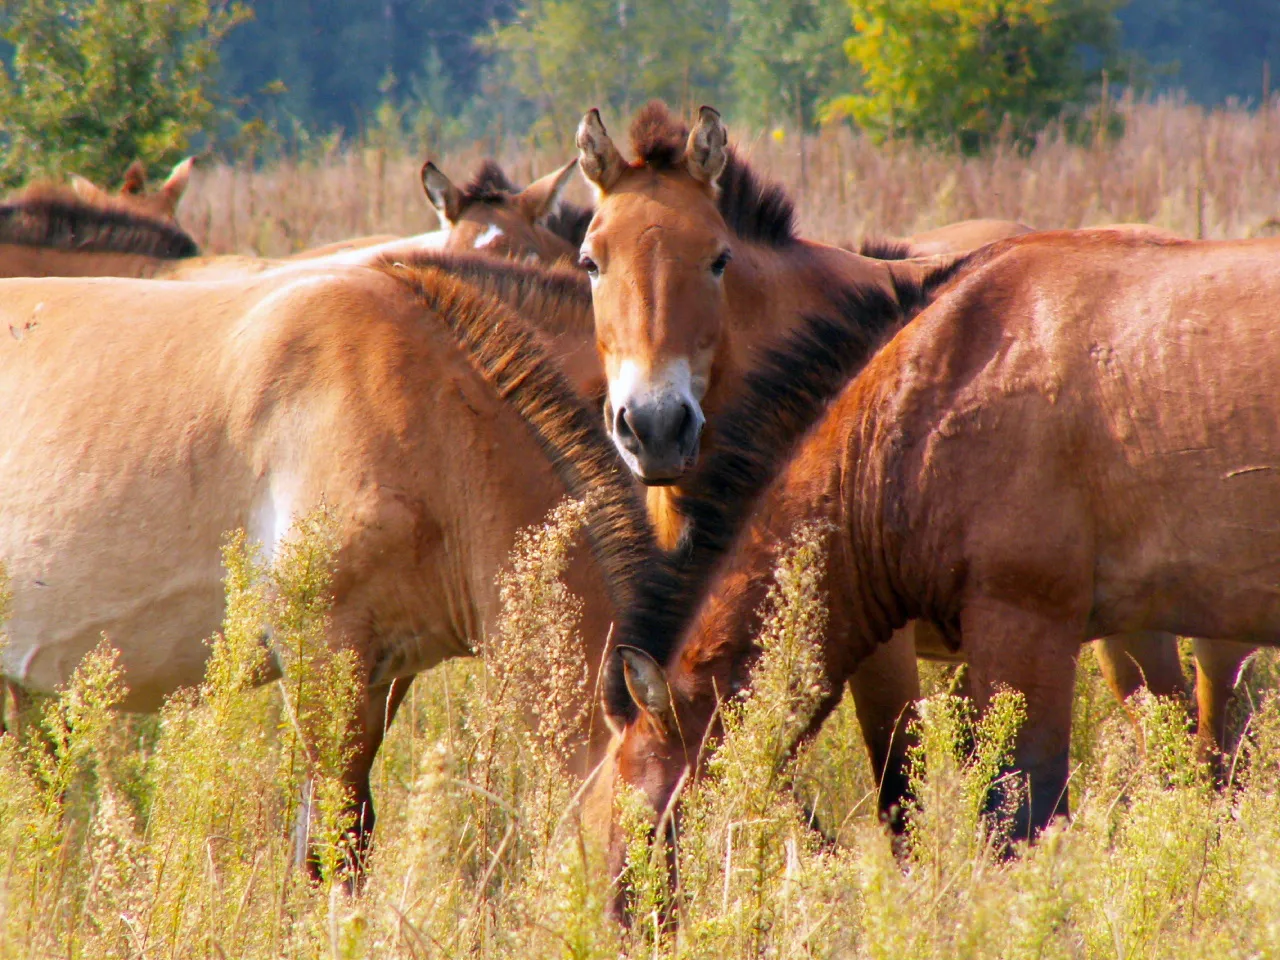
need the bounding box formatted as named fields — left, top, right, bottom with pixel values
left=671, top=384, right=898, bottom=721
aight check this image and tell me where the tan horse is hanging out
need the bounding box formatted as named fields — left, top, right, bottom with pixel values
left=0, top=262, right=655, bottom=868
left=597, top=230, right=1280, bottom=888
left=0, top=159, right=587, bottom=280
left=421, top=158, right=585, bottom=262
left=70, top=157, right=197, bottom=224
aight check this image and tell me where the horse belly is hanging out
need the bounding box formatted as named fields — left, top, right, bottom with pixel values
left=0, top=476, right=252, bottom=711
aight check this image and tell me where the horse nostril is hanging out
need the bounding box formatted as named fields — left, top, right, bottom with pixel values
left=676, top=402, right=701, bottom=453
left=615, top=406, right=643, bottom=454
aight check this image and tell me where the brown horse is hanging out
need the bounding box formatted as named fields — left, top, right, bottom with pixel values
left=570, top=102, right=1230, bottom=820
left=0, top=183, right=201, bottom=278
left=421, top=158, right=586, bottom=262
left=0, top=159, right=589, bottom=280
left=0, top=261, right=656, bottom=869
left=595, top=229, right=1280, bottom=891
left=70, top=157, right=196, bottom=224
left=866, top=223, right=1256, bottom=752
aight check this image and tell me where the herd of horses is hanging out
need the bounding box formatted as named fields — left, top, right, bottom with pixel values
left=0, top=101, right=1275, bottom=918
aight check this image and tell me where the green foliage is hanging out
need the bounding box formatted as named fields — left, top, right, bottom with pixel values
left=483, top=0, right=732, bottom=143
left=0, top=0, right=247, bottom=188
left=730, top=0, right=855, bottom=128
left=826, top=0, right=1126, bottom=151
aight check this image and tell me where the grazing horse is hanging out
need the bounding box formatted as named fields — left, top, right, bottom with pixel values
left=0, top=261, right=657, bottom=869
left=865, top=223, right=1255, bottom=756
left=570, top=102, right=1225, bottom=821
left=593, top=230, right=1280, bottom=897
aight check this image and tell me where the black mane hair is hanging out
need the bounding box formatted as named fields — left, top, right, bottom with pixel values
left=380, top=258, right=661, bottom=624
left=0, top=186, right=199, bottom=258
left=603, top=254, right=973, bottom=719
left=628, top=100, right=797, bottom=248
left=857, top=236, right=916, bottom=261
left=460, top=160, right=520, bottom=205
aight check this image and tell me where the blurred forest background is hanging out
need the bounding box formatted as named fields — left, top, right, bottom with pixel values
left=1, top=0, right=1277, bottom=181
left=1, top=0, right=1278, bottom=258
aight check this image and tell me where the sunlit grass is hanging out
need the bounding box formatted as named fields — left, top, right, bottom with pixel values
left=1, top=505, right=1278, bottom=958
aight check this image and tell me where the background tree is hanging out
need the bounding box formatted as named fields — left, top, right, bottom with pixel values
left=729, top=0, right=854, bottom=129
left=483, top=0, right=732, bottom=143
left=825, top=0, right=1126, bottom=151
left=0, top=0, right=246, bottom=188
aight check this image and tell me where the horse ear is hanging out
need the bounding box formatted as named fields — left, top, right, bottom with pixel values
left=617, top=646, right=675, bottom=735
left=421, top=161, right=463, bottom=226
left=576, top=109, right=626, bottom=195
left=70, top=175, right=111, bottom=204
left=158, top=157, right=195, bottom=213
left=685, top=105, right=728, bottom=188
left=517, top=158, right=578, bottom=224
left=120, top=160, right=147, bottom=196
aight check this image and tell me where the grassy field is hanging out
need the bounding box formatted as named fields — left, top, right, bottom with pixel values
left=4, top=97, right=1280, bottom=958
left=178, top=97, right=1280, bottom=257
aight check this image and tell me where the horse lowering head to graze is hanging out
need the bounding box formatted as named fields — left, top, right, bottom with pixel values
left=70, top=157, right=196, bottom=224
left=423, top=158, right=589, bottom=263
left=573, top=102, right=945, bottom=540
left=590, top=229, right=1280, bottom=916
left=0, top=260, right=658, bottom=878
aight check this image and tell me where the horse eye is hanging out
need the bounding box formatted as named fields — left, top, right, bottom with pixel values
left=579, top=254, right=599, bottom=276
left=710, top=249, right=732, bottom=277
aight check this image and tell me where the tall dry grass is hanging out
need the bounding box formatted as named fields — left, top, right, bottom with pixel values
left=179, top=96, right=1280, bottom=258
left=4, top=503, right=1280, bottom=958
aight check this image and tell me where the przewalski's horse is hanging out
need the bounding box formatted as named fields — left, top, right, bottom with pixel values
left=70, top=156, right=197, bottom=224
left=569, top=102, right=1225, bottom=820
left=0, top=261, right=656, bottom=871
left=594, top=230, right=1280, bottom=896
left=864, top=223, right=1256, bottom=757
left=0, top=159, right=590, bottom=280
left=421, top=158, right=588, bottom=262
left=0, top=183, right=200, bottom=278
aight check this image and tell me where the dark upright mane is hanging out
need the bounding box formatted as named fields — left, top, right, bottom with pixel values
left=461, top=161, right=520, bottom=205
left=857, top=236, right=916, bottom=261
left=603, top=254, right=973, bottom=719
left=544, top=202, right=594, bottom=247
left=0, top=186, right=199, bottom=258
left=628, top=100, right=797, bottom=248
left=376, top=248, right=593, bottom=338
left=379, top=258, right=660, bottom=617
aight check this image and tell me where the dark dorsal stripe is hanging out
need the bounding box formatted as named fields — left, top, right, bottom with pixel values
left=603, top=255, right=972, bottom=719
left=0, top=188, right=198, bottom=258
left=857, top=236, right=916, bottom=261
left=628, top=100, right=797, bottom=248
left=380, top=260, right=657, bottom=619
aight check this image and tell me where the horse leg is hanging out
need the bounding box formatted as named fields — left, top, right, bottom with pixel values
left=962, top=599, right=1083, bottom=843
left=295, top=675, right=414, bottom=883
left=1093, top=631, right=1188, bottom=703
left=846, top=625, right=921, bottom=832
left=2, top=679, right=25, bottom=736
left=1191, top=638, right=1254, bottom=769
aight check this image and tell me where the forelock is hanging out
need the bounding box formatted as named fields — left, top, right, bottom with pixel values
left=462, top=160, right=519, bottom=205
left=628, top=100, right=688, bottom=170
